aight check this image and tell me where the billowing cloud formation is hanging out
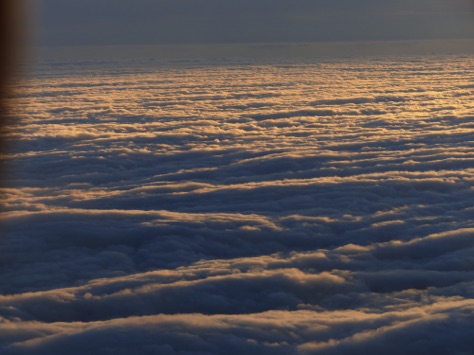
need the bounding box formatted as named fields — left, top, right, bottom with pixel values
left=1, top=53, right=474, bottom=353
left=37, top=0, right=474, bottom=45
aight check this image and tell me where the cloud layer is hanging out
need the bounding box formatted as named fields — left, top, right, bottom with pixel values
left=1, top=54, right=474, bottom=353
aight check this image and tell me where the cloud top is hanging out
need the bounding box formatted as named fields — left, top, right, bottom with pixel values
left=1, top=54, right=474, bottom=353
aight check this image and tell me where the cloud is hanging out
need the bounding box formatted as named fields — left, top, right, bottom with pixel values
left=2, top=301, right=474, bottom=354
left=1, top=54, right=474, bottom=352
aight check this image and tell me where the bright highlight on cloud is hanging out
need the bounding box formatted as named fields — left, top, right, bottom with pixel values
left=1, top=52, right=474, bottom=353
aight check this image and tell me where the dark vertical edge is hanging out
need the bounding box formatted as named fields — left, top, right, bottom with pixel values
left=0, top=0, right=17, bottom=157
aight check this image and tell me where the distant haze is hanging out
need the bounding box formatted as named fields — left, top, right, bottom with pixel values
left=38, top=0, right=474, bottom=46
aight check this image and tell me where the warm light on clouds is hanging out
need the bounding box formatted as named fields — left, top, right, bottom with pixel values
left=1, top=0, right=473, bottom=353
left=1, top=54, right=474, bottom=352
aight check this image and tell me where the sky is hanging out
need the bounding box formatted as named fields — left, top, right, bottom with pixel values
left=37, top=0, right=474, bottom=46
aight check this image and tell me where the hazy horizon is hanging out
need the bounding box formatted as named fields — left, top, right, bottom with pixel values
left=36, top=0, right=474, bottom=46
